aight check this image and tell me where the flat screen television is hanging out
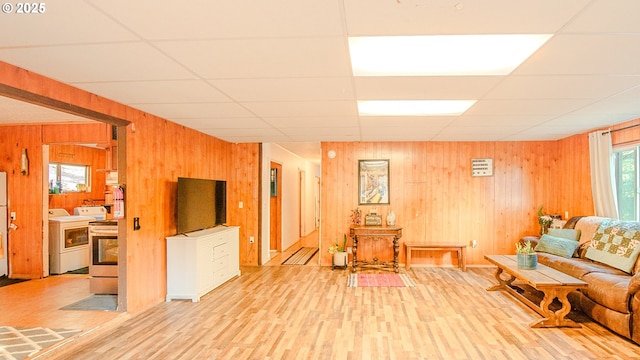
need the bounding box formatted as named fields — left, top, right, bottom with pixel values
left=176, top=177, right=227, bottom=234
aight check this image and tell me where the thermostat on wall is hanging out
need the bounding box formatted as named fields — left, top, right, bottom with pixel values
left=472, top=158, right=493, bottom=177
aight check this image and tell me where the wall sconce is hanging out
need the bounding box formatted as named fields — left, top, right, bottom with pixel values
left=20, top=149, right=29, bottom=176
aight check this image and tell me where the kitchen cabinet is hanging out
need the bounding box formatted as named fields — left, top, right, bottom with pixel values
left=166, top=226, right=240, bottom=302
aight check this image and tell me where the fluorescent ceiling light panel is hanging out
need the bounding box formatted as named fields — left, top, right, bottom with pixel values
left=358, top=100, right=476, bottom=116
left=349, top=34, right=552, bottom=76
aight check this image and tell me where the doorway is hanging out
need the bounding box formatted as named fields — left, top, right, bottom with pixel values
left=270, top=162, right=282, bottom=252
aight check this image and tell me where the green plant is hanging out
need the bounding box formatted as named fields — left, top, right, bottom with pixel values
left=328, top=234, right=348, bottom=254
left=515, top=240, right=536, bottom=254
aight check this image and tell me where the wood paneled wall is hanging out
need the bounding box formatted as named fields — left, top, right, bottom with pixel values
left=0, top=61, right=261, bottom=314
left=320, top=139, right=597, bottom=267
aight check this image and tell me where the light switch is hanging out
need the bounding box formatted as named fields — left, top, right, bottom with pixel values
left=239, top=201, right=243, bottom=209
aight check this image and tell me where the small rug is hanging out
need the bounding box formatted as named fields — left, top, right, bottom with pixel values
left=60, top=294, right=117, bottom=311
left=0, top=275, right=27, bottom=288
left=0, top=326, right=80, bottom=360
left=65, top=267, right=89, bottom=275
left=347, top=273, right=416, bottom=288
left=281, top=247, right=318, bottom=265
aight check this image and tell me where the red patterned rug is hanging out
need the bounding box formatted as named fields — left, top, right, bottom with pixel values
left=347, top=273, right=415, bottom=287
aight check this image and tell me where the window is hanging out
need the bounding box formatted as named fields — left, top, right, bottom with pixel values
left=614, top=146, right=639, bottom=221
left=49, top=163, right=91, bottom=193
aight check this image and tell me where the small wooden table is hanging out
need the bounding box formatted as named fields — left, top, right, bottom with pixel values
left=484, top=254, right=588, bottom=328
left=350, top=225, right=402, bottom=273
left=404, top=243, right=466, bottom=271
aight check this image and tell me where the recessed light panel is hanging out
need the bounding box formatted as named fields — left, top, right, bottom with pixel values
left=358, top=100, right=476, bottom=116
left=349, top=34, right=552, bottom=76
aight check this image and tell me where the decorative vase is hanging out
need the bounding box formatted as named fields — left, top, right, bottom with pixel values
left=332, top=252, right=348, bottom=270
left=517, top=253, right=538, bottom=270
left=386, top=211, right=396, bottom=226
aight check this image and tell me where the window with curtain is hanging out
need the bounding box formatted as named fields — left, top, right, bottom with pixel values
left=614, top=146, right=639, bottom=221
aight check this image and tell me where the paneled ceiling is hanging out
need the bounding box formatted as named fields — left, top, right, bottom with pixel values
left=1, top=0, right=640, bottom=162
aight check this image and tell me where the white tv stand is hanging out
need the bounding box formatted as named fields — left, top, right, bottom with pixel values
left=166, top=226, right=240, bottom=302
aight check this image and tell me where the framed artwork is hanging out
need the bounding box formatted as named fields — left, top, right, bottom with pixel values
left=358, top=159, right=390, bottom=205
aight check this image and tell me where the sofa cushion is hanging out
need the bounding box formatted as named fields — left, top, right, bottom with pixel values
left=535, top=234, right=579, bottom=259
left=585, top=219, right=640, bottom=274
left=581, top=272, right=632, bottom=314
left=537, top=252, right=628, bottom=279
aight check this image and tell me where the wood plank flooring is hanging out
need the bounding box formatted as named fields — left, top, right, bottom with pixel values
left=5, top=230, right=640, bottom=359
left=34, top=266, right=640, bottom=359
left=0, top=274, right=122, bottom=330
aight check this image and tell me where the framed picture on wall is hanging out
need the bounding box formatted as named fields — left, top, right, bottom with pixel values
left=358, top=159, right=390, bottom=205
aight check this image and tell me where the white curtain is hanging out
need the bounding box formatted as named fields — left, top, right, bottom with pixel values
left=588, top=130, right=619, bottom=218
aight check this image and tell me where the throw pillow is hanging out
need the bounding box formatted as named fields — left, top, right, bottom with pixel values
left=547, top=228, right=582, bottom=257
left=585, top=219, right=640, bottom=274
left=547, top=228, right=581, bottom=241
left=535, top=234, right=580, bottom=259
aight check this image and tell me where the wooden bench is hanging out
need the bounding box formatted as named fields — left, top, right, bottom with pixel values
left=404, top=242, right=466, bottom=271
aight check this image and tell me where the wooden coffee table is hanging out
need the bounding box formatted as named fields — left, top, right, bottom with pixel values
left=484, top=254, right=588, bottom=328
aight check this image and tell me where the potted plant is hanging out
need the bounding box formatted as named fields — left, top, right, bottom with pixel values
left=515, top=239, right=537, bottom=269
left=329, top=234, right=349, bottom=270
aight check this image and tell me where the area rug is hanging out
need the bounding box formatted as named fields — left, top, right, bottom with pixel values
left=281, top=247, right=318, bottom=265
left=65, top=266, right=89, bottom=275
left=0, top=275, right=27, bottom=288
left=60, top=294, right=117, bottom=311
left=347, top=273, right=416, bottom=287
left=0, top=326, right=80, bottom=360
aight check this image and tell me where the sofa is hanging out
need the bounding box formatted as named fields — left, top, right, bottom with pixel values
left=523, top=216, right=640, bottom=344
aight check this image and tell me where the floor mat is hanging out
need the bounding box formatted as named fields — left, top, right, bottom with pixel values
left=0, top=326, right=80, bottom=360
left=0, top=275, right=27, bottom=288
left=281, top=247, right=318, bottom=265
left=60, top=294, right=117, bottom=311
left=347, top=273, right=416, bottom=287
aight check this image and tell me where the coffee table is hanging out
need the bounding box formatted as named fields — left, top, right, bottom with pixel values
left=484, top=254, right=588, bottom=328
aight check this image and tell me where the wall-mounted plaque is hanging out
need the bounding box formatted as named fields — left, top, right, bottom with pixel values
left=472, top=158, right=493, bottom=177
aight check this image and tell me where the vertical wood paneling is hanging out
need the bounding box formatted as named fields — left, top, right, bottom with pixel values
left=0, top=125, right=44, bottom=278
left=321, top=139, right=590, bottom=268
left=0, top=61, right=261, bottom=315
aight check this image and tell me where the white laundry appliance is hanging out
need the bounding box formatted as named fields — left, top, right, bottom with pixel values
left=48, top=208, right=96, bottom=274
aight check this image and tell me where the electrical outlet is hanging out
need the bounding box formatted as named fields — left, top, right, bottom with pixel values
left=249, top=236, right=254, bottom=244
left=471, top=239, right=477, bottom=248
left=347, top=246, right=353, bottom=254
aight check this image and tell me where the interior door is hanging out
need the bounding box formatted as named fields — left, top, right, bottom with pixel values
left=269, top=162, right=282, bottom=252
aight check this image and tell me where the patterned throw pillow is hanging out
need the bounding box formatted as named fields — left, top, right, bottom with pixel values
left=585, top=219, right=640, bottom=273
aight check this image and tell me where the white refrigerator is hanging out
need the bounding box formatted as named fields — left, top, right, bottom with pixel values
left=0, top=171, right=7, bottom=277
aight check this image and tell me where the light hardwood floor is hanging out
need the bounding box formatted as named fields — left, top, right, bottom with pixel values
left=5, top=230, right=640, bottom=359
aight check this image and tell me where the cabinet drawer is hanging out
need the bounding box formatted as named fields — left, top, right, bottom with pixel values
left=213, top=255, right=228, bottom=272
left=213, top=242, right=230, bottom=260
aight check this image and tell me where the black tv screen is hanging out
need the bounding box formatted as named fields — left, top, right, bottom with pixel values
left=176, top=177, right=227, bottom=234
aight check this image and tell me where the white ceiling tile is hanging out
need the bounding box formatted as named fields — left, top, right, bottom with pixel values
left=0, top=43, right=195, bottom=83
left=170, top=118, right=271, bottom=129
left=211, top=77, right=354, bottom=102
left=0, top=97, right=90, bottom=124
left=264, top=117, right=360, bottom=128
left=155, top=37, right=352, bottom=79
left=133, top=102, right=256, bottom=119
left=354, top=76, right=502, bottom=100
left=562, top=0, right=640, bottom=33
left=242, top=101, right=357, bottom=118
left=343, top=0, right=590, bottom=36
left=466, top=99, right=593, bottom=116
left=91, top=0, right=345, bottom=39
left=74, top=80, right=231, bottom=104
left=516, top=34, right=640, bottom=75
left=0, top=1, right=137, bottom=46
left=485, top=75, right=640, bottom=99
